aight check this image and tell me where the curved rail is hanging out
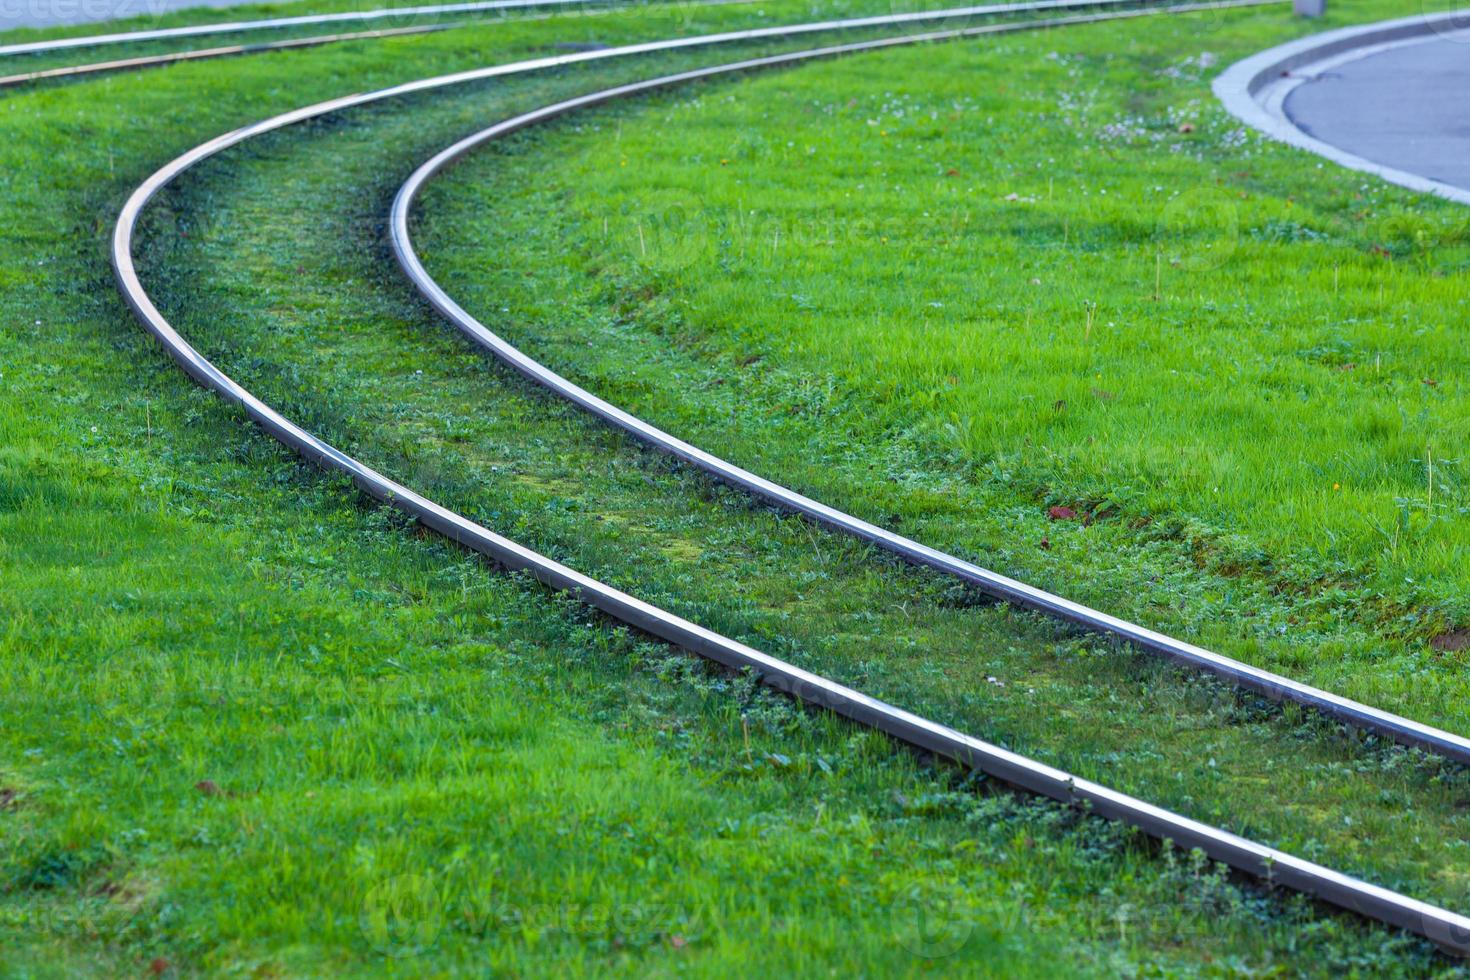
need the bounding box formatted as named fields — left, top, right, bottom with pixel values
left=0, top=0, right=637, bottom=58
left=0, top=0, right=1165, bottom=92
left=0, top=24, right=458, bottom=89
left=0, top=0, right=1148, bottom=59
left=109, top=3, right=1470, bottom=954
left=390, top=18, right=1470, bottom=765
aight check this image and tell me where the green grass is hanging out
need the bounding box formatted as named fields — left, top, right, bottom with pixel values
left=3, top=0, right=1470, bottom=975
left=418, top=1, right=1470, bottom=702
left=433, top=3, right=1470, bottom=609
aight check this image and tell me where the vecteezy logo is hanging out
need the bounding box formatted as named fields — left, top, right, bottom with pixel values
left=883, top=0, right=992, bottom=40
left=360, top=874, right=444, bottom=956
left=891, top=890, right=974, bottom=959
left=90, top=654, right=180, bottom=726
left=608, top=191, right=712, bottom=277
left=1420, top=1, right=1470, bottom=43
left=1157, top=187, right=1239, bottom=273
left=1420, top=908, right=1470, bottom=959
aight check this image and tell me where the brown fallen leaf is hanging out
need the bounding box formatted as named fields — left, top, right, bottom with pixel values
left=1091, top=387, right=1115, bottom=401
left=1048, top=506, right=1077, bottom=521
left=0, top=787, right=18, bottom=811
left=149, top=958, right=171, bottom=976
left=195, top=780, right=225, bottom=798
left=1423, top=378, right=1440, bottom=387
left=1039, top=537, right=1051, bottom=551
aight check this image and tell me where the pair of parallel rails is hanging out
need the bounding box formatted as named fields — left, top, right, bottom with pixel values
left=20, top=0, right=1455, bottom=952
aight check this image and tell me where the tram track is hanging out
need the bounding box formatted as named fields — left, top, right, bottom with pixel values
left=0, top=22, right=460, bottom=89
left=0, top=0, right=664, bottom=57
left=0, top=0, right=762, bottom=90
left=107, top=0, right=1470, bottom=955
left=0, top=0, right=1161, bottom=89
left=389, top=22, right=1470, bottom=769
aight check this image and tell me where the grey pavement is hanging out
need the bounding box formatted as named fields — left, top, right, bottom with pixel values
left=1, top=0, right=264, bottom=30
left=1284, top=35, right=1470, bottom=194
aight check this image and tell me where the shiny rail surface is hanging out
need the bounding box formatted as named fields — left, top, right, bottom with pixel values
left=0, top=0, right=769, bottom=91
left=390, top=14, right=1470, bottom=765
left=108, top=2, right=1470, bottom=955
left=0, top=0, right=1159, bottom=91
left=0, top=24, right=457, bottom=89
left=0, top=0, right=1145, bottom=58
left=0, top=0, right=639, bottom=57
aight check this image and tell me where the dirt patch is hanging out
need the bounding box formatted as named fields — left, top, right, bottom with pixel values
left=1430, top=629, right=1470, bottom=653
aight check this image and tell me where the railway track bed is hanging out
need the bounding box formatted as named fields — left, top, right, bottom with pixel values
left=7, top=0, right=1470, bottom=970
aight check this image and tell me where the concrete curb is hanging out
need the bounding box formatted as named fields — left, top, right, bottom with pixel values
left=1213, top=11, right=1470, bottom=206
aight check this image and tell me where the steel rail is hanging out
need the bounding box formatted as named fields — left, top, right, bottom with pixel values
left=0, top=24, right=459, bottom=89
left=109, top=3, right=1470, bottom=954
left=389, top=18, right=1470, bottom=767
left=0, top=0, right=772, bottom=92
left=0, top=0, right=1147, bottom=59
left=1, top=0, right=1167, bottom=61
left=0, top=0, right=641, bottom=58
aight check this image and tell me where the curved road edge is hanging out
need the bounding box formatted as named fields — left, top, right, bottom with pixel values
left=1213, top=10, right=1470, bottom=205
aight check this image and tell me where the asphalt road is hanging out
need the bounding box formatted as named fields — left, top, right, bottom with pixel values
left=1284, top=33, right=1470, bottom=194
left=1, top=0, right=262, bottom=30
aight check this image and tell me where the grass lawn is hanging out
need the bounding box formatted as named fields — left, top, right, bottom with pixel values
left=3, top=0, right=1469, bottom=975
left=426, top=0, right=1470, bottom=629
